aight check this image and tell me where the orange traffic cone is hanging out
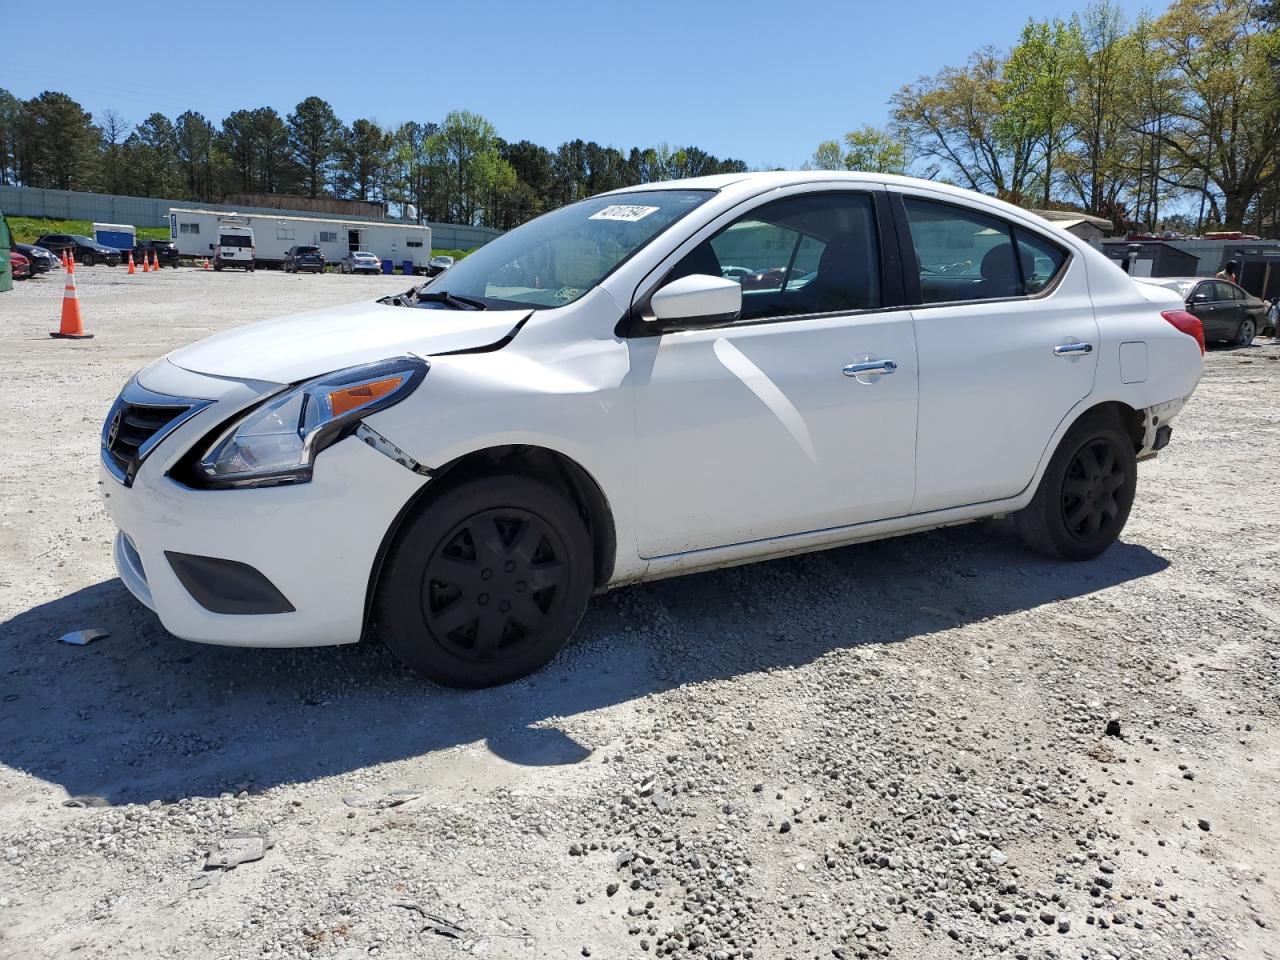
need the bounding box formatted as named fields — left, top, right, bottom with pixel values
left=142, top=250, right=151, bottom=272
left=202, top=257, right=211, bottom=271
left=51, top=256, right=92, bottom=339
left=151, top=251, right=159, bottom=272
left=127, top=251, right=136, bottom=274
left=61, top=249, right=69, bottom=269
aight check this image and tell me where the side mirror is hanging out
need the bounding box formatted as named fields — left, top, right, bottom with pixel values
left=649, top=274, right=742, bottom=328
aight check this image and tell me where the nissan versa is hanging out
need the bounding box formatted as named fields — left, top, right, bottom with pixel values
left=100, top=172, right=1204, bottom=687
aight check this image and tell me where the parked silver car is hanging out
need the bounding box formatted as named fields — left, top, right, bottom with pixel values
left=340, top=250, right=382, bottom=275
left=426, top=254, right=455, bottom=277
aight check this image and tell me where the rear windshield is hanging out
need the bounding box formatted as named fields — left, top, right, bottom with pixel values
left=295, top=246, right=320, bottom=254
left=219, top=234, right=252, bottom=247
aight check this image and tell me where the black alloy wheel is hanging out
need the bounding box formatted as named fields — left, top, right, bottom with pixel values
left=1016, top=413, right=1137, bottom=561
left=1060, top=438, right=1127, bottom=543
left=377, top=475, right=593, bottom=687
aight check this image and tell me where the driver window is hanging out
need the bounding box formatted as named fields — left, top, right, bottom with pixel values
left=668, top=192, right=881, bottom=322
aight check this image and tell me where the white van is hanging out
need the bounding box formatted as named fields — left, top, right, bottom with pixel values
left=213, top=223, right=255, bottom=271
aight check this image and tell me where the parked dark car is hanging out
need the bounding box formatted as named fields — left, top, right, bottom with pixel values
left=1136, top=276, right=1268, bottom=346
left=284, top=244, right=326, bottom=273
left=34, top=234, right=121, bottom=267
left=13, top=243, right=58, bottom=274
left=9, top=250, right=30, bottom=280
left=132, top=239, right=180, bottom=268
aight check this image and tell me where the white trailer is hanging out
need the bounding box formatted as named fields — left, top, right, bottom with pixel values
left=168, top=208, right=432, bottom=272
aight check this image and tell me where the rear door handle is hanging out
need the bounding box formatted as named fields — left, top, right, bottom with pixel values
left=1053, top=342, right=1093, bottom=356
left=843, top=359, right=898, bottom=377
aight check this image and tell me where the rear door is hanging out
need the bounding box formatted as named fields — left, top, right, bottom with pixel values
left=896, top=191, right=1098, bottom=513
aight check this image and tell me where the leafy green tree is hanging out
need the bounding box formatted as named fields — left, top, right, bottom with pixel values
left=1003, top=18, right=1082, bottom=205
left=176, top=110, right=216, bottom=202
left=337, top=118, right=391, bottom=201
left=96, top=109, right=131, bottom=195
left=427, top=110, right=499, bottom=222
left=891, top=49, right=1037, bottom=199
left=1149, top=0, right=1280, bottom=227
left=287, top=97, right=341, bottom=198
left=1061, top=0, right=1140, bottom=215
left=0, top=88, right=21, bottom=185
left=811, top=125, right=908, bottom=173
left=127, top=112, right=180, bottom=196
left=19, top=91, right=98, bottom=189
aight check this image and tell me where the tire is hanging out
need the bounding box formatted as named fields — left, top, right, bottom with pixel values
left=1015, top=412, right=1137, bottom=561
left=376, top=475, right=594, bottom=688
left=1235, top=317, right=1256, bottom=347
left=81, top=251, right=95, bottom=267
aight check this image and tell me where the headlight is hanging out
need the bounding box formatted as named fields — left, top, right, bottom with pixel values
left=195, top=356, right=428, bottom=488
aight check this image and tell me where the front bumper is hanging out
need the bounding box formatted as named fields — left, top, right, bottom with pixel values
left=100, top=363, right=428, bottom=647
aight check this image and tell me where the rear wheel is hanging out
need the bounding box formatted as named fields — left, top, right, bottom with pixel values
left=376, top=476, right=593, bottom=688
left=1236, top=317, right=1256, bottom=347
left=1015, top=413, right=1137, bottom=561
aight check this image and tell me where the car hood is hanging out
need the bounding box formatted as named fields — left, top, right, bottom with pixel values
left=167, top=300, right=529, bottom=384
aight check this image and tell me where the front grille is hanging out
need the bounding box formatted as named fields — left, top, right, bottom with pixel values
left=102, top=382, right=212, bottom=486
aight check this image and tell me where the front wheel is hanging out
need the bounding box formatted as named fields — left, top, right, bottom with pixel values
left=1236, top=318, right=1256, bottom=347
left=81, top=251, right=95, bottom=267
left=1015, top=413, right=1137, bottom=561
left=376, top=475, right=594, bottom=688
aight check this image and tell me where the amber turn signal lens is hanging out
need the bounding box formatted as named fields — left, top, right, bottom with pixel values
left=326, top=376, right=404, bottom=417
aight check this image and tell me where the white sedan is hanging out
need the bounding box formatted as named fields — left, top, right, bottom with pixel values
left=100, top=172, right=1204, bottom=687
left=339, top=250, right=382, bottom=275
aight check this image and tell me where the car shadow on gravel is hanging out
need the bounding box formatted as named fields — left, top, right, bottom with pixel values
left=0, top=523, right=1167, bottom=805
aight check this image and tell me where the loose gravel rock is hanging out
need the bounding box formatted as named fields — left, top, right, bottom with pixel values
left=1, top=268, right=1278, bottom=959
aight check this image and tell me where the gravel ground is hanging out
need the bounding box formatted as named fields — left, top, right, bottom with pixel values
left=1, top=266, right=1278, bottom=960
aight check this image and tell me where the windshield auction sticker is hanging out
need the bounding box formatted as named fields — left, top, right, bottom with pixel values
left=589, top=204, right=660, bottom=222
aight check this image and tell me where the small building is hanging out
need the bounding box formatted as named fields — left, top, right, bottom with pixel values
left=1032, top=210, right=1113, bottom=243
left=93, top=222, right=135, bottom=251
left=1099, top=240, right=1199, bottom=278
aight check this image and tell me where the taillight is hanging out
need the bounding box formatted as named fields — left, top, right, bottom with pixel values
left=1162, top=310, right=1205, bottom=355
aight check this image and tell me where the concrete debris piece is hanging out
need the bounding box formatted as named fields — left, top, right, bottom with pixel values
left=340, top=790, right=420, bottom=810
left=187, top=874, right=215, bottom=892
left=62, top=796, right=108, bottom=808
left=58, top=628, right=108, bottom=646
left=204, top=832, right=269, bottom=870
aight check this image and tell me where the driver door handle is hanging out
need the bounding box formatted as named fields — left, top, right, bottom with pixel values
left=843, top=359, right=898, bottom=377
left=1053, top=342, right=1093, bottom=356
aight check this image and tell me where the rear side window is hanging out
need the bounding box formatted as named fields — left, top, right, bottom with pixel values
left=903, top=198, right=1067, bottom=304
left=668, top=192, right=882, bottom=322
left=1014, top=228, right=1067, bottom=294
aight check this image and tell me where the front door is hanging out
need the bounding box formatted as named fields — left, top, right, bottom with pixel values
left=630, top=190, right=919, bottom=558
left=898, top=194, right=1100, bottom=512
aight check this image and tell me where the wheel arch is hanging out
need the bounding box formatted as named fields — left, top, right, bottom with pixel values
left=1069, top=399, right=1144, bottom=451
left=361, top=444, right=617, bottom=634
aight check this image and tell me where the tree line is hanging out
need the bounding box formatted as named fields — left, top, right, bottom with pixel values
left=0, top=94, right=748, bottom=230
left=810, top=0, right=1279, bottom=233
left=1, top=0, right=1275, bottom=233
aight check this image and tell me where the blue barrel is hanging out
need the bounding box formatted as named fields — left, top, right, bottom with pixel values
left=381, top=259, right=393, bottom=275
left=402, top=260, right=413, bottom=276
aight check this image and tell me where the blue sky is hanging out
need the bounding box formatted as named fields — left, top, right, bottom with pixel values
left=2, top=0, right=1155, bottom=170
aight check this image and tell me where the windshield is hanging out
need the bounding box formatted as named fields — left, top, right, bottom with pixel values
left=424, top=189, right=714, bottom=309
left=72, top=235, right=96, bottom=244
